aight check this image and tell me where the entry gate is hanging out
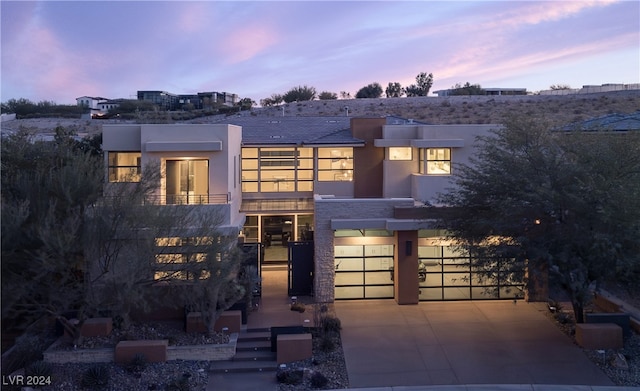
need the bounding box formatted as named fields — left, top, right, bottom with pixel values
left=287, top=241, right=314, bottom=296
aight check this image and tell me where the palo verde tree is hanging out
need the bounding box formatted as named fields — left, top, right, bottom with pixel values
left=318, top=91, right=338, bottom=100
left=385, top=82, right=404, bottom=98
left=1, top=128, right=103, bottom=337
left=436, top=115, right=640, bottom=322
left=283, top=85, right=317, bottom=103
left=355, top=82, right=383, bottom=99
left=404, top=72, right=434, bottom=97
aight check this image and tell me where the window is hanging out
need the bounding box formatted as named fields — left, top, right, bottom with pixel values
left=420, top=148, right=451, bottom=175
left=318, top=147, right=353, bottom=181
left=388, top=147, right=412, bottom=161
left=108, top=152, right=141, bottom=182
left=241, top=147, right=313, bottom=192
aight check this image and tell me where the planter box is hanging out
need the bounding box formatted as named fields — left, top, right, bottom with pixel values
left=576, top=323, right=623, bottom=349
left=115, top=340, right=168, bottom=363
left=186, top=311, right=242, bottom=334
left=586, top=313, right=631, bottom=339
left=277, top=333, right=312, bottom=364
left=81, top=318, right=113, bottom=337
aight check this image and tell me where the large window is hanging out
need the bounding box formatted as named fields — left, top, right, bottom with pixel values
left=419, top=148, right=451, bottom=175
left=241, top=147, right=313, bottom=192
left=166, top=159, right=209, bottom=204
left=108, top=152, right=141, bottom=182
left=388, top=147, right=412, bottom=161
left=317, top=147, right=353, bottom=181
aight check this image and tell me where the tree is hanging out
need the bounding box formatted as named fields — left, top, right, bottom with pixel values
left=318, top=91, right=338, bottom=100
left=283, top=85, right=316, bottom=103
left=1, top=128, right=104, bottom=338
left=385, top=82, right=404, bottom=98
left=550, top=84, right=572, bottom=90
left=436, top=115, right=640, bottom=322
left=449, top=82, right=484, bottom=96
left=405, top=72, right=434, bottom=97
left=260, top=94, right=283, bottom=107
left=237, top=98, right=255, bottom=110
left=355, top=82, right=383, bottom=99
left=339, top=91, right=352, bottom=99
left=85, top=179, right=245, bottom=334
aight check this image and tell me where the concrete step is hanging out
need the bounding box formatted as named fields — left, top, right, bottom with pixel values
left=209, top=358, right=278, bottom=373
left=236, top=339, right=271, bottom=351
left=237, top=330, right=271, bottom=342
left=233, top=349, right=277, bottom=361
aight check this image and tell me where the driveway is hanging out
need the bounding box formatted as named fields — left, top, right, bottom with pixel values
left=335, top=300, right=614, bottom=388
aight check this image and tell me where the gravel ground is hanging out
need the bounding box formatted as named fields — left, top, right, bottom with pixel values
left=546, top=307, right=640, bottom=387
left=276, top=329, right=349, bottom=390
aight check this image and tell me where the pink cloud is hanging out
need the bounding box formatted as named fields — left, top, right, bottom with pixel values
left=216, top=25, right=280, bottom=64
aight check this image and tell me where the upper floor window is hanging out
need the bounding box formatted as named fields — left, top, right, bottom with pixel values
left=108, top=152, right=141, bottom=182
left=241, top=147, right=313, bottom=192
left=419, top=148, right=451, bottom=175
left=318, top=147, right=353, bottom=181
left=388, top=147, right=412, bottom=161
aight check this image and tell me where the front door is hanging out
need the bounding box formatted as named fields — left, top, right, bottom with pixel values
left=166, top=160, right=208, bottom=204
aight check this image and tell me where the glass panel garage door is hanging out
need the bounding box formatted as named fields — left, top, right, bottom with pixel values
left=334, top=245, right=394, bottom=299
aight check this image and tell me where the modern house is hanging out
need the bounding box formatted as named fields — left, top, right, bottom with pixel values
left=101, top=116, right=525, bottom=305
left=76, top=96, right=110, bottom=117
left=137, top=90, right=239, bottom=111
left=433, top=87, right=527, bottom=97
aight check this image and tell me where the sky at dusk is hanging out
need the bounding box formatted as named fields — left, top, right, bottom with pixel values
left=1, top=1, right=639, bottom=105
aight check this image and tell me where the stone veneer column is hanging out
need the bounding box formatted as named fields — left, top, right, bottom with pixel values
left=313, top=198, right=336, bottom=303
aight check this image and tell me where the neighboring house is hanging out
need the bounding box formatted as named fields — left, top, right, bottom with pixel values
left=560, top=111, right=640, bottom=132
left=96, top=99, right=125, bottom=116
left=137, top=90, right=239, bottom=111
left=102, top=117, right=521, bottom=305
left=539, top=83, right=640, bottom=96
left=76, top=96, right=109, bottom=117
left=137, top=91, right=179, bottom=111
left=433, top=88, right=527, bottom=97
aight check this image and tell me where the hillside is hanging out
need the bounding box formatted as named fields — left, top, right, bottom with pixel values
left=2, top=91, right=639, bottom=136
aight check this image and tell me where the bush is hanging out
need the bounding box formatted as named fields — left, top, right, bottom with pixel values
left=25, top=360, right=53, bottom=378
left=165, top=374, right=191, bottom=391
left=81, top=364, right=109, bottom=389
left=276, top=368, right=304, bottom=385
left=319, top=315, right=341, bottom=335
left=309, top=370, right=329, bottom=388
left=126, top=353, right=147, bottom=373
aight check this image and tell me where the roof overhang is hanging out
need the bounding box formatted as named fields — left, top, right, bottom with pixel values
left=145, top=141, right=222, bottom=152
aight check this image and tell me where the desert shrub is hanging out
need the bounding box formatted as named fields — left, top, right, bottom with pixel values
left=318, top=334, right=335, bottom=352
left=25, top=360, right=53, bottom=377
left=1, top=334, right=48, bottom=376
left=165, top=374, right=191, bottom=391
left=310, top=370, right=329, bottom=388
left=319, top=315, right=342, bottom=335
left=126, top=353, right=147, bottom=373
left=81, top=364, right=109, bottom=389
left=276, top=368, right=304, bottom=385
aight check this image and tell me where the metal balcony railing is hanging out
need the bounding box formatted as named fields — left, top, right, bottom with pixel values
left=99, top=193, right=231, bottom=206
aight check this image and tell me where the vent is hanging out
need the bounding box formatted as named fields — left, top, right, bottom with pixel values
left=270, top=135, right=282, bottom=139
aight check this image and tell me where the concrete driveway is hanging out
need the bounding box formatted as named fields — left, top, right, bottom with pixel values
left=334, top=300, right=614, bottom=388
